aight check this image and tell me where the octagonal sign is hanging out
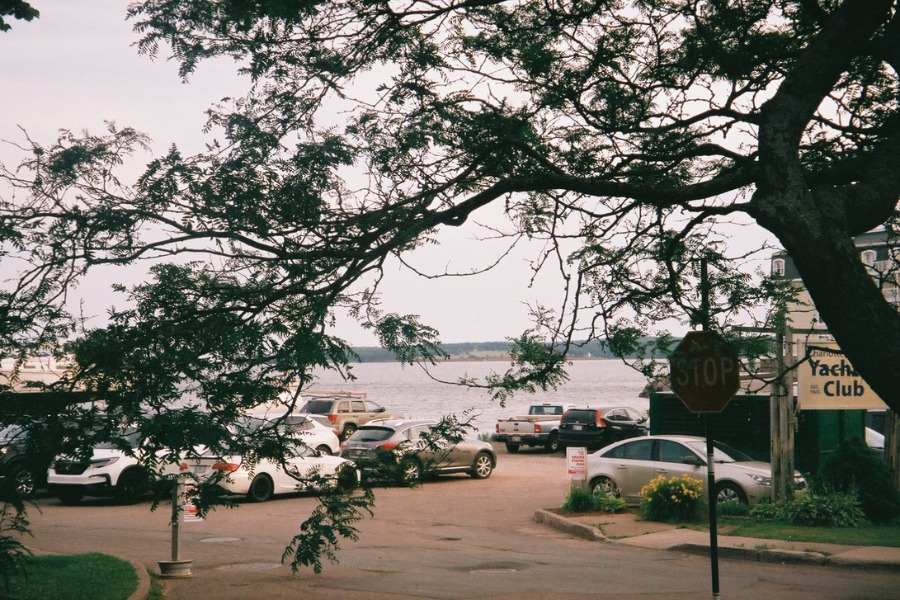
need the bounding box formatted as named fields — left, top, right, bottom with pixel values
left=669, top=330, right=740, bottom=413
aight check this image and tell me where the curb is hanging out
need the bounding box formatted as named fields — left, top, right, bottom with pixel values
left=534, top=509, right=900, bottom=571
left=127, top=558, right=151, bottom=600
left=670, top=543, right=830, bottom=566
left=533, top=509, right=607, bottom=541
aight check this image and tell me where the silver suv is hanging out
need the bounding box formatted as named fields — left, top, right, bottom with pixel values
left=298, top=392, right=396, bottom=440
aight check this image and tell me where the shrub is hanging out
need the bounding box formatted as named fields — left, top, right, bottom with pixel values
left=716, top=499, right=750, bottom=517
left=747, top=499, right=778, bottom=520
left=639, top=475, right=705, bottom=522
left=749, top=490, right=868, bottom=527
left=0, top=503, right=31, bottom=588
left=562, top=486, right=596, bottom=513
left=593, top=490, right=628, bottom=513
left=561, top=486, right=628, bottom=514
left=817, top=437, right=900, bottom=524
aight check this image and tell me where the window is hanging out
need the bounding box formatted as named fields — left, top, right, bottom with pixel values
left=861, top=250, right=877, bottom=266
left=604, top=409, right=625, bottom=421
left=658, top=440, right=699, bottom=464
left=602, top=439, right=652, bottom=460
left=771, top=258, right=785, bottom=276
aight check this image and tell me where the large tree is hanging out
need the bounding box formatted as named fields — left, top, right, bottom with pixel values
left=2, top=4, right=899, bottom=408
left=2, top=0, right=898, bottom=575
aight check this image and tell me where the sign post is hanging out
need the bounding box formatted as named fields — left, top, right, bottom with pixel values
left=669, top=329, right=739, bottom=599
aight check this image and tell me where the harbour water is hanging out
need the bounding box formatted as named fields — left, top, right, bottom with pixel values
left=311, top=359, right=650, bottom=434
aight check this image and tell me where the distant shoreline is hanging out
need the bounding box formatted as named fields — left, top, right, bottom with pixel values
left=349, top=340, right=659, bottom=363
left=350, top=352, right=629, bottom=364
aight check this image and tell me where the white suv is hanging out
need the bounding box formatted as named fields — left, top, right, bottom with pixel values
left=46, top=430, right=179, bottom=505
left=243, top=413, right=341, bottom=455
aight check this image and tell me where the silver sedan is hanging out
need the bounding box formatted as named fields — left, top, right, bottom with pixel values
left=586, top=434, right=806, bottom=506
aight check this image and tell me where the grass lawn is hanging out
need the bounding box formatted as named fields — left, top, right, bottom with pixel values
left=715, top=517, right=900, bottom=547
left=1, top=553, right=141, bottom=600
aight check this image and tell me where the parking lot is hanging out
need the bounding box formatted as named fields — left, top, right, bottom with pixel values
left=23, top=445, right=900, bottom=599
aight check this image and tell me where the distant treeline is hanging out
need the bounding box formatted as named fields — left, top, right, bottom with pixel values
left=350, top=340, right=645, bottom=363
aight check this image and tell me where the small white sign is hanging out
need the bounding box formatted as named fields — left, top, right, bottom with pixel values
left=566, top=447, right=587, bottom=481
left=181, top=482, right=203, bottom=523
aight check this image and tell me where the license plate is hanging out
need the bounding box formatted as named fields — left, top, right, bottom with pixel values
left=193, top=466, right=208, bottom=474
left=573, top=424, right=583, bottom=431
left=512, top=435, right=520, bottom=441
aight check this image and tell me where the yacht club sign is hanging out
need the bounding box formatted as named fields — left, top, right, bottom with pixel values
left=798, top=343, right=887, bottom=410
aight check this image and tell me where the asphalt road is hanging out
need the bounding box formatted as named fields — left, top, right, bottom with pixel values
left=25, top=446, right=900, bottom=599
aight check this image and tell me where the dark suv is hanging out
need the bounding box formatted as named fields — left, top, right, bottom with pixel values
left=558, top=406, right=649, bottom=450
left=0, top=425, right=56, bottom=499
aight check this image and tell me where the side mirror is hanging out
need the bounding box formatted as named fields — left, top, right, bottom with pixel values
left=682, top=455, right=704, bottom=466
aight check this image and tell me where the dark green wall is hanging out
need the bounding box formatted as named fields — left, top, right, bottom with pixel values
left=649, top=392, right=866, bottom=474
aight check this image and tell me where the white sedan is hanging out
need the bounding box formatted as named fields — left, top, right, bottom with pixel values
left=185, top=446, right=358, bottom=503
left=586, top=435, right=806, bottom=506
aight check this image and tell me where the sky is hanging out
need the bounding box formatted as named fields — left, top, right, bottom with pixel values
left=1, top=1, right=776, bottom=347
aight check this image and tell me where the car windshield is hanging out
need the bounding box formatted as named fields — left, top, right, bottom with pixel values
left=684, top=440, right=754, bottom=463
left=562, top=410, right=594, bottom=423
left=349, top=427, right=395, bottom=443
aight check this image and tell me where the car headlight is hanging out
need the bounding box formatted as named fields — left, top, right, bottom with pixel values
left=749, top=474, right=771, bottom=486
left=90, top=457, right=120, bottom=468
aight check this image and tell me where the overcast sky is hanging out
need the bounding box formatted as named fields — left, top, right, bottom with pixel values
left=2, top=1, right=775, bottom=347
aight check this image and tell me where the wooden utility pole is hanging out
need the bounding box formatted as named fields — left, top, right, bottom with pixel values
left=886, top=411, right=900, bottom=493
left=733, top=321, right=796, bottom=501
left=769, top=324, right=795, bottom=500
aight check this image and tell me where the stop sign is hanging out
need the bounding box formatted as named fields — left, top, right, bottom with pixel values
left=669, top=330, right=740, bottom=413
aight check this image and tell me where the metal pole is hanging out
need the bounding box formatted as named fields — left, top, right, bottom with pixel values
left=171, top=478, right=180, bottom=561
left=700, top=257, right=720, bottom=598
left=706, top=414, right=720, bottom=598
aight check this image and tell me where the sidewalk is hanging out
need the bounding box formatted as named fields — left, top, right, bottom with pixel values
left=534, top=509, right=900, bottom=570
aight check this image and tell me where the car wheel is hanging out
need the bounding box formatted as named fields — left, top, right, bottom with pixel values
left=56, top=488, right=84, bottom=505
left=505, top=443, right=520, bottom=453
left=590, top=476, right=620, bottom=498
left=316, top=445, right=333, bottom=456
left=397, top=457, right=421, bottom=484
left=247, top=473, right=275, bottom=502
left=470, top=453, right=494, bottom=479
left=715, top=481, right=747, bottom=505
left=341, top=424, right=357, bottom=441
left=544, top=433, right=560, bottom=453
left=115, top=469, right=149, bottom=505
left=6, top=465, right=36, bottom=498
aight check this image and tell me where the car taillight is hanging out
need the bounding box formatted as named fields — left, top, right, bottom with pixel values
left=378, top=442, right=399, bottom=451
left=495, top=424, right=499, bottom=433
left=212, top=462, right=241, bottom=472
left=534, top=424, right=543, bottom=433
left=597, top=416, right=607, bottom=427
left=328, top=414, right=338, bottom=424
